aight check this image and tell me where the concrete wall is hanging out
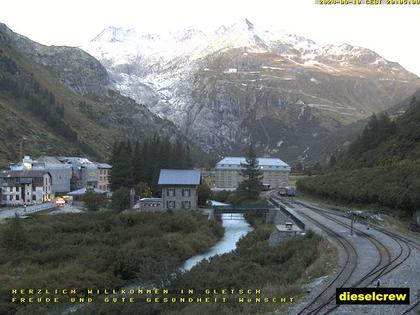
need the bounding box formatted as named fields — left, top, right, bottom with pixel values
left=139, top=198, right=163, bottom=212
left=44, top=167, right=72, bottom=193
left=268, top=228, right=303, bottom=246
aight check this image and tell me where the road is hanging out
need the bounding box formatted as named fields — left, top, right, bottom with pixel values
left=0, top=202, right=56, bottom=220
left=268, top=192, right=420, bottom=315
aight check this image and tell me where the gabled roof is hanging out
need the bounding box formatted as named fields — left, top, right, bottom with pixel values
left=95, top=163, right=112, bottom=169
left=216, top=157, right=290, bottom=169
left=0, top=170, right=49, bottom=178
left=67, top=187, right=106, bottom=196
left=158, top=169, right=201, bottom=185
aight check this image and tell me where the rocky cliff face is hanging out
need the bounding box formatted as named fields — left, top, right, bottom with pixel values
left=84, top=19, right=420, bottom=162
left=0, top=23, right=197, bottom=165
left=0, top=23, right=109, bottom=96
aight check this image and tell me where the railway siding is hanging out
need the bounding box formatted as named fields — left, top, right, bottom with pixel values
left=268, top=194, right=419, bottom=315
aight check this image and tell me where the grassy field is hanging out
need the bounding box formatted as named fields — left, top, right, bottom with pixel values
left=0, top=210, right=223, bottom=315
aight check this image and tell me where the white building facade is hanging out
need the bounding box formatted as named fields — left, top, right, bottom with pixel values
left=0, top=170, right=52, bottom=206
left=214, top=157, right=290, bottom=190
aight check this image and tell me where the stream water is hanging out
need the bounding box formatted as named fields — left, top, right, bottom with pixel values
left=180, top=213, right=253, bottom=271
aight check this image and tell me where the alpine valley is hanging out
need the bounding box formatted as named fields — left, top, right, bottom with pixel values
left=83, top=19, right=420, bottom=162
left=1, top=19, right=419, bottom=166
left=0, top=23, right=185, bottom=167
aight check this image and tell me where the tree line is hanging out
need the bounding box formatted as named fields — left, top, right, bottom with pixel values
left=109, top=136, right=193, bottom=194
left=298, top=98, right=420, bottom=218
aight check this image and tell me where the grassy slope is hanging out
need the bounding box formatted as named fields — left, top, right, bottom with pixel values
left=0, top=45, right=214, bottom=168
left=0, top=46, right=115, bottom=167
left=298, top=97, right=420, bottom=218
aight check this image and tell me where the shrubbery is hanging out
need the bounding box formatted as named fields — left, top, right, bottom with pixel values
left=297, top=163, right=420, bottom=216
left=0, top=211, right=222, bottom=314
left=79, top=226, right=323, bottom=315
left=111, top=187, right=131, bottom=212
left=83, top=192, right=105, bottom=211
left=298, top=100, right=420, bottom=217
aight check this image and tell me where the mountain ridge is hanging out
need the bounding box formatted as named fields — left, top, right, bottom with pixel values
left=83, top=19, right=420, bottom=162
left=0, top=23, right=195, bottom=167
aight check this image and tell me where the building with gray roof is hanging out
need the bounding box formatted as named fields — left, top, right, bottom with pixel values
left=214, top=157, right=290, bottom=190
left=10, top=155, right=72, bottom=193
left=0, top=170, right=52, bottom=206
left=158, top=169, right=201, bottom=210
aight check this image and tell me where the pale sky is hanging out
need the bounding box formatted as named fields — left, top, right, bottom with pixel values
left=1, top=0, right=420, bottom=76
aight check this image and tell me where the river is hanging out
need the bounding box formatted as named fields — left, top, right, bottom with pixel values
left=180, top=213, right=253, bottom=271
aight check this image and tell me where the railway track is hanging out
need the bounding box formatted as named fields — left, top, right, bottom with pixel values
left=293, top=200, right=419, bottom=315
left=270, top=195, right=390, bottom=314
left=268, top=193, right=419, bottom=314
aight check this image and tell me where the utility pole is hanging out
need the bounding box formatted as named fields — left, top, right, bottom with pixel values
left=349, top=211, right=356, bottom=236
left=19, top=136, right=27, bottom=161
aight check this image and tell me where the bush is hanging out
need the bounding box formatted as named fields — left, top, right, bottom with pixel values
left=135, top=182, right=152, bottom=198
left=2, top=216, right=27, bottom=251
left=212, top=190, right=231, bottom=203
left=83, top=192, right=105, bottom=211
left=111, top=187, right=131, bottom=212
left=297, top=163, right=420, bottom=216
left=0, top=210, right=223, bottom=314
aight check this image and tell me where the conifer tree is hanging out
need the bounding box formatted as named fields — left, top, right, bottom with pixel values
left=237, top=144, right=263, bottom=200
left=110, top=142, right=134, bottom=190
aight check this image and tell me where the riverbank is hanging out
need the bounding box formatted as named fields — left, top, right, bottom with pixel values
left=74, top=217, right=335, bottom=315
left=0, top=210, right=223, bottom=315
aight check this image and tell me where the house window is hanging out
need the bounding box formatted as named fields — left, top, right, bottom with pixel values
left=182, top=188, right=191, bottom=197
left=16, top=195, right=19, bottom=200
left=182, top=201, right=191, bottom=209
left=167, top=201, right=176, bottom=209
left=167, top=188, right=176, bottom=197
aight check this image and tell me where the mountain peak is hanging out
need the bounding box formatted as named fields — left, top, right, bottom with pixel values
left=244, top=18, right=254, bottom=30
left=229, top=18, right=255, bottom=32
left=90, top=26, right=137, bottom=43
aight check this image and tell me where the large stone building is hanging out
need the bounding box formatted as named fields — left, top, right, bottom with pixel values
left=10, top=156, right=72, bottom=193
left=0, top=170, right=52, bottom=206
left=58, top=157, right=99, bottom=190
left=57, top=157, right=111, bottom=192
left=158, top=169, right=201, bottom=210
left=214, top=157, right=290, bottom=190
left=8, top=156, right=111, bottom=194
left=96, top=163, right=111, bottom=192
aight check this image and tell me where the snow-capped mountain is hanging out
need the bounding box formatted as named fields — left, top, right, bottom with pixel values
left=83, top=19, right=420, bottom=161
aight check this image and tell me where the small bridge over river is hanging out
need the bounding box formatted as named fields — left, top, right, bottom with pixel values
left=210, top=204, right=277, bottom=221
